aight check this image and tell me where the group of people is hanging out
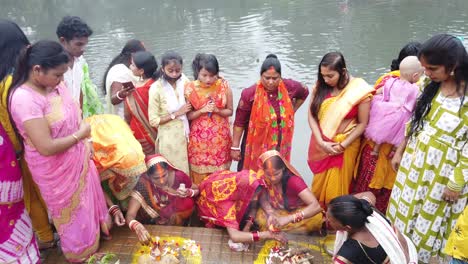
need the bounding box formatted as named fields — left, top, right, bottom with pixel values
left=0, top=14, right=466, bottom=264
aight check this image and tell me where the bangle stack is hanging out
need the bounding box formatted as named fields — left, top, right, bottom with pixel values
left=188, top=189, right=196, bottom=198
left=129, top=220, right=141, bottom=231
left=292, top=211, right=305, bottom=223
left=108, top=205, right=120, bottom=217
left=251, top=231, right=260, bottom=242
left=230, top=146, right=241, bottom=151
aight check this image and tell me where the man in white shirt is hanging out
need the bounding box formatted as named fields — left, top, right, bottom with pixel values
left=57, top=16, right=102, bottom=117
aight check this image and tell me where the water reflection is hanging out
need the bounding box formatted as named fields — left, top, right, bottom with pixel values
left=2, top=0, right=468, bottom=182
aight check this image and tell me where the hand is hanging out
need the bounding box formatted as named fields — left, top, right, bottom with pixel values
left=331, top=143, right=345, bottom=154
left=87, top=140, right=94, bottom=159
left=276, top=215, right=292, bottom=227
left=320, top=141, right=339, bottom=155
left=113, top=210, right=126, bottom=226
left=77, top=121, right=91, bottom=139
left=199, top=102, right=216, bottom=114
left=135, top=224, right=151, bottom=244
left=119, top=85, right=135, bottom=98
left=176, top=103, right=192, bottom=116
left=230, top=149, right=241, bottom=161
left=442, top=187, right=460, bottom=203
left=267, top=231, right=288, bottom=244
left=267, top=214, right=280, bottom=228
left=176, top=188, right=190, bottom=198
left=391, top=151, right=403, bottom=172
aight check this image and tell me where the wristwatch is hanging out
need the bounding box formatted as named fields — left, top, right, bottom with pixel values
left=170, top=113, right=176, bottom=120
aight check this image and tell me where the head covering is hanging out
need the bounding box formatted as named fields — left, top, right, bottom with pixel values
left=258, top=150, right=301, bottom=178
left=145, top=154, right=178, bottom=171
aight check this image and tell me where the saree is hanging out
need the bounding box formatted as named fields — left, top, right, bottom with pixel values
left=10, top=83, right=109, bottom=262
left=197, top=170, right=266, bottom=229
left=1, top=74, right=53, bottom=243
left=185, top=79, right=232, bottom=184
left=308, top=78, right=373, bottom=207
left=86, top=114, right=147, bottom=201
left=255, top=150, right=323, bottom=233
left=0, top=124, right=40, bottom=264
left=130, top=154, right=194, bottom=225
left=243, top=80, right=295, bottom=171
left=125, top=79, right=157, bottom=155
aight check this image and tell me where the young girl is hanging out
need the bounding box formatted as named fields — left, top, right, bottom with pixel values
left=365, top=56, right=423, bottom=156
left=148, top=51, right=191, bottom=175
left=185, top=53, right=233, bottom=184
left=9, top=40, right=110, bottom=262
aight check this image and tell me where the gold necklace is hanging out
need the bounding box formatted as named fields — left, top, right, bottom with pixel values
left=357, top=241, right=378, bottom=264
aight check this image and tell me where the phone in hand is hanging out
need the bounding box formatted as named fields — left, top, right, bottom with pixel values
left=121, top=81, right=135, bottom=91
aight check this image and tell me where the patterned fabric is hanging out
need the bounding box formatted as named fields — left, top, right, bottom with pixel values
left=81, top=61, right=104, bottom=118
left=445, top=206, right=468, bottom=262
left=185, top=79, right=232, bottom=181
left=131, top=172, right=194, bottom=225
left=148, top=76, right=190, bottom=175
left=243, top=80, right=295, bottom=171
left=197, top=170, right=266, bottom=229
left=86, top=114, right=146, bottom=201
left=353, top=140, right=395, bottom=213
left=125, top=79, right=157, bottom=155
left=10, top=83, right=109, bottom=262
left=387, top=90, right=468, bottom=263
left=307, top=78, right=373, bottom=174
left=0, top=124, right=40, bottom=263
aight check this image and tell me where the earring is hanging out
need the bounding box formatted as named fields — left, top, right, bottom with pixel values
left=450, top=71, right=455, bottom=76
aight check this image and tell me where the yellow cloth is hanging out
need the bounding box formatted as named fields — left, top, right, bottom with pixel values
left=1, top=75, right=53, bottom=242
left=312, top=136, right=361, bottom=207
left=86, top=114, right=146, bottom=200
left=373, top=70, right=400, bottom=88
left=445, top=206, right=468, bottom=260
left=354, top=139, right=397, bottom=190
left=256, top=208, right=323, bottom=234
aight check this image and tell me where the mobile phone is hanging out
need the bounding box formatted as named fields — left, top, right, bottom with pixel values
left=121, top=81, right=135, bottom=91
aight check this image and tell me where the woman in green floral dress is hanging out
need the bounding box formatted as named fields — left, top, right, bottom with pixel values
left=387, top=34, right=468, bottom=263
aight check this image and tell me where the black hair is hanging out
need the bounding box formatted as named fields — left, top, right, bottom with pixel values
left=132, top=51, right=159, bottom=80
left=192, top=53, right=219, bottom=80
left=390, top=41, right=422, bottom=71
left=260, top=54, right=281, bottom=75
left=102, top=39, right=145, bottom=94
left=147, top=162, right=168, bottom=176
left=310, top=52, right=349, bottom=120
left=158, top=51, right=183, bottom=78
left=56, top=16, right=93, bottom=41
left=10, top=40, right=70, bottom=91
left=263, top=156, right=292, bottom=211
left=0, top=19, right=30, bottom=83
left=328, top=195, right=373, bottom=229
left=409, top=34, right=468, bottom=137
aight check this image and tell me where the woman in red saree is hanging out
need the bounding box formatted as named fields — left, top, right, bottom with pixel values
left=125, top=154, right=197, bottom=243
left=124, top=51, right=158, bottom=155
left=197, top=169, right=287, bottom=249
left=352, top=42, right=421, bottom=212
left=231, top=54, right=309, bottom=171
left=307, top=52, right=373, bottom=208
left=185, top=54, right=233, bottom=184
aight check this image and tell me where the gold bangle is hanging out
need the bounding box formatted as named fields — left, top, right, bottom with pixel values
left=72, top=134, right=80, bottom=143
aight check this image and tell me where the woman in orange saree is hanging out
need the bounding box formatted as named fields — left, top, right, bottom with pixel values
left=124, top=51, right=158, bottom=155
left=185, top=54, right=233, bottom=184
left=197, top=169, right=287, bottom=249
left=307, top=52, right=373, bottom=208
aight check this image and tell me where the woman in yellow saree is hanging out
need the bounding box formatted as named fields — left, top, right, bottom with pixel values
left=307, top=52, right=373, bottom=208
left=255, top=150, right=324, bottom=234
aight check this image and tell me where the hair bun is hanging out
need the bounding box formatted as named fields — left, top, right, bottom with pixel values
left=360, top=199, right=373, bottom=216
left=266, top=54, right=278, bottom=60
left=390, top=59, right=400, bottom=71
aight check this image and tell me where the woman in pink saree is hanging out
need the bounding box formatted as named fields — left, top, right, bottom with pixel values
left=9, top=40, right=110, bottom=262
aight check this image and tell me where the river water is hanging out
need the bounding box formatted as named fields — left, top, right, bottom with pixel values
left=3, top=0, right=468, bottom=184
